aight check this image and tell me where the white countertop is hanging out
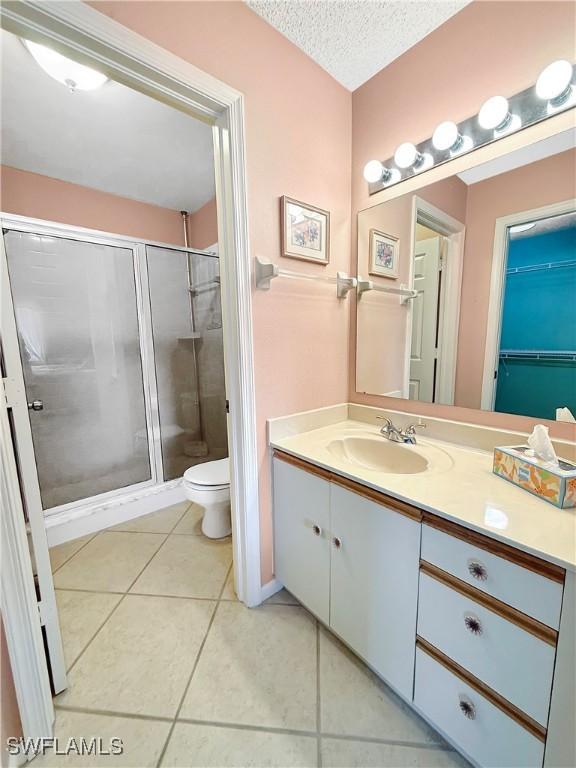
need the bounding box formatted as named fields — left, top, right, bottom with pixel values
left=271, top=419, right=576, bottom=572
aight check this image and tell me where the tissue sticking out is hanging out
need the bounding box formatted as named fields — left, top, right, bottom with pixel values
left=526, top=424, right=559, bottom=466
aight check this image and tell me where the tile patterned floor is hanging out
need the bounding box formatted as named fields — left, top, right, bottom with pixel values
left=43, top=502, right=468, bottom=768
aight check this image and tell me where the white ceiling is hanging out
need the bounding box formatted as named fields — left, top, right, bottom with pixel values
left=247, top=0, right=470, bottom=91
left=1, top=30, right=215, bottom=213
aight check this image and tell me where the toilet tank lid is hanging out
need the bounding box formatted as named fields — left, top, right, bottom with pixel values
left=184, top=458, right=229, bottom=486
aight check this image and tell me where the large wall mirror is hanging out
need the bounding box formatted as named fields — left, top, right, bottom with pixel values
left=356, top=128, right=575, bottom=423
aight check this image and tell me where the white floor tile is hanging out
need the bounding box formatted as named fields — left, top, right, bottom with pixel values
left=320, top=629, right=441, bottom=744
left=55, top=590, right=122, bottom=670
left=322, top=739, right=469, bottom=768
left=111, top=503, right=190, bottom=534
left=53, top=532, right=166, bottom=593
left=171, top=504, right=204, bottom=535
left=180, top=602, right=317, bottom=731
left=220, top=568, right=237, bottom=601
left=57, top=595, right=214, bottom=718
left=27, top=709, right=170, bottom=767
left=265, top=588, right=299, bottom=605
left=50, top=535, right=95, bottom=573
left=161, top=723, right=318, bottom=768
left=130, top=534, right=231, bottom=599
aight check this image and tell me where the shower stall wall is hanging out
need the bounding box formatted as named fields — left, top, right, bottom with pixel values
left=2, top=216, right=227, bottom=517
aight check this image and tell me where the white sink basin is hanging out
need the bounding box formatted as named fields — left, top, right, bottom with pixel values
left=327, top=436, right=450, bottom=474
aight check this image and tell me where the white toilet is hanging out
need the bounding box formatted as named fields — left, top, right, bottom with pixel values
left=182, top=458, right=231, bottom=539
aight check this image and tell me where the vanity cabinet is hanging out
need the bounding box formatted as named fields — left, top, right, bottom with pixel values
left=272, top=455, right=331, bottom=624
left=272, top=449, right=573, bottom=768
left=272, top=453, right=420, bottom=699
left=329, top=482, right=419, bottom=697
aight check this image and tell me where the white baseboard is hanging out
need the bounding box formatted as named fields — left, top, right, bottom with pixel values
left=260, top=578, right=283, bottom=603
left=44, top=483, right=186, bottom=546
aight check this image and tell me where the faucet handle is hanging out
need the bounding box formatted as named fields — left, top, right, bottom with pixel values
left=376, top=416, right=393, bottom=424
left=404, top=422, right=426, bottom=435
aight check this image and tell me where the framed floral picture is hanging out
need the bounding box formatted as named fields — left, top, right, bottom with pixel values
left=369, top=229, right=399, bottom=279
left=281, top=196, right=330, bottom=264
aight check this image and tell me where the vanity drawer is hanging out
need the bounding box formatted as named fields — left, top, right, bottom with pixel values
left=421, top=522, right=564, bottom=628
left=417, top=569, right=556, bottom=726
left=414, top=644, right=545, bottom=768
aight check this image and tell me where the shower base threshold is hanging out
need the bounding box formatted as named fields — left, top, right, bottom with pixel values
left=43, top=479, right=186, bottom=547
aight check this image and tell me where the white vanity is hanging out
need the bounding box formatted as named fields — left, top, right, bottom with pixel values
left=270, top=407, right=575, bottom=768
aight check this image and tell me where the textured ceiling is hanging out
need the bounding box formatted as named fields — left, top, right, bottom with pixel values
left=247, top=0, right=471, bottom=91
left=1, top=30, right=215, bottom=213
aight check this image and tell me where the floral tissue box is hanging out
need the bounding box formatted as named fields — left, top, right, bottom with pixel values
left=493, top=446, right=576, bottom=508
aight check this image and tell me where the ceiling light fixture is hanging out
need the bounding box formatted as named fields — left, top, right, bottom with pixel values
left=536, top=60, right=573, bottom=104
left=23, top=39, right=108, bottom=92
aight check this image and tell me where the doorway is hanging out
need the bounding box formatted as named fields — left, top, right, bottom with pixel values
left=405, top=196, right=465, bottom=405
left=1, top=0, right=260, bottom=748
left=483, top=206, right=576, bottom=419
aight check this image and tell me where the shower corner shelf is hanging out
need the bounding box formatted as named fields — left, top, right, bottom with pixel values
left=178, top=333, right=202, bottom=343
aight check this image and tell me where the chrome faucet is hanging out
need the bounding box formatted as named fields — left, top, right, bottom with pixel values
left=377, top=417, right=426, bottom=445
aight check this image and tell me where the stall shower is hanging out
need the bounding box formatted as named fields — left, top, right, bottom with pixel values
left=3, top=221, right=227, bottom=514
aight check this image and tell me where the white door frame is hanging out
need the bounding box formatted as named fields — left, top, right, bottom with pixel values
left=480, top=198, right=576, bottom=410
left=405, top=196, right=465, bottom=404
left=1, top=0, right=261, bottom=742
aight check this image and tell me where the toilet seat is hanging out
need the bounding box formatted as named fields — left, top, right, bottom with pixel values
left=183, top=457, right=229, bottom=488
left=182, top=458, right=231, bottom=539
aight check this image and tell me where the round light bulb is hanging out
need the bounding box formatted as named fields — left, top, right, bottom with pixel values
left=478, top=96, right=510, bottom=130
left=363, top=160, right=384, bottom=183
left=536, top=60, right=573, bottom=102
left=394, top=142, right=419, bottom=169
left=24, top=39, right=108, bottom=91
left=432, top=121, right=460, bottom=151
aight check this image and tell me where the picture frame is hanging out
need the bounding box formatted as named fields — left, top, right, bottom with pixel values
left=281, top=196, right=330, bottom=265
left=369, top=229, right=399, bottom=279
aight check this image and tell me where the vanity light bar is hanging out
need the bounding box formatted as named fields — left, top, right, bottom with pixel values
left=364, top=59, right=575, bottom=195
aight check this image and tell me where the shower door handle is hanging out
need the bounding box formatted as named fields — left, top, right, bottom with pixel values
left=27, top=400, right=44, bottom=411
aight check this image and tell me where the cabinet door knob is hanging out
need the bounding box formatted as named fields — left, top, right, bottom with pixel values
left=464, top=613, right=483, bottom=636
left=333, top=536, right=342, bottom=550
left=458, top=695, right=476, bottom=720
left=312, top=524, right=322, bottom=537
left=467, top=559, right=487, bottom=581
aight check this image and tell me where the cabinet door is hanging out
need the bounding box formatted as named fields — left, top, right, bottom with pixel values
left=330, top=483, right=420, bottom=698
left=273, top=457, right=331, bottom=623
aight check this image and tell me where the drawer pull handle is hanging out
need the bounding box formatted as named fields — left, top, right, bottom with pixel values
left=467, top=559, right=487, bottom=581
left=464, top=614, right=483, bottom=636
left=312, top=524, right=322, bottom=537
left=458, top=695, right=476, bottom=720
left=333, top=536, right=342, bottom=550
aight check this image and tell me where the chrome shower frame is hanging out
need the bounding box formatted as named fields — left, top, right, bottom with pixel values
left=1, top=211, right=218, bottom=522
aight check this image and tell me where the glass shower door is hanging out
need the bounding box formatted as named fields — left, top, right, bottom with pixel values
left=4, top=229, right=152, bottom=509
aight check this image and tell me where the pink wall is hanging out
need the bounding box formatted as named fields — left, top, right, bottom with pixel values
left=456, top=148, right=576, bottom=409
left=1, top=165, right=185, bottom=245
left=188, top=197, right=218, bottom=249
left=351, top=0, right=576, bottom=441
left=92, top=1, right=352, bottom=583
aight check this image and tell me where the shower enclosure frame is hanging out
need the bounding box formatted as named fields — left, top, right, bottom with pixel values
left=1, top=0, right=262, bottom=746
left=2, top=211, right=219, bottom=520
